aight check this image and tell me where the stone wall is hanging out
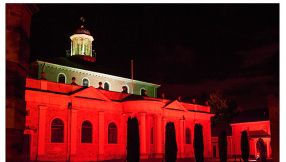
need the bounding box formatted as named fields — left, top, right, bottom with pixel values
left=6, top=4, right=38, bottom=162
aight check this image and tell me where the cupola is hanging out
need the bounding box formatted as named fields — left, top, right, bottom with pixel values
left=70, top=17, right=95, bottom=62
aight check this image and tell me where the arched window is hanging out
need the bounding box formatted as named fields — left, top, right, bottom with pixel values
left=108, top=122, right=117, bottom=143
left=84, top=39, right=90, bottom=55
left=82, top=78, right=89, bottom=87
left=77, top=38, right=83, bottom=55
left=81, top=120, right=92, bottom=143
left=140, top=88, right=146, bottom=96
left=51, top=118, right=64, bottom=143
left=123, top=86, right=128, bottom=93
left=58, top=73, right=66, bottom=83
left=186, top=127, right=191, bottom=144
left=104, top=82, right=109, bottom=91
left=151, top=126, right=153, bottom=144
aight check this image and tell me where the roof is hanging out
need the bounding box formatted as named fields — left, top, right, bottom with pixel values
left=211, top=124, right=232, bottom=137
left=42, top=56, right=130, bottom=78
left=38, top=56, right=160, bottom=87
left=231, top=108, right=269, bottom=124
left=73, top=28, right=91, bottom=35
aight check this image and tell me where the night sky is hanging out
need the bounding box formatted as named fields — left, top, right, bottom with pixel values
left=30, top=4, right=279, bottom=110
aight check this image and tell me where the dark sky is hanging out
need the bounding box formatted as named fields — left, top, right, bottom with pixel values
left=30, top=4, right=279, bottom=110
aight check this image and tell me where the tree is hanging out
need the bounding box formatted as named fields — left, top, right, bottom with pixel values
left=208, top=90, right=240, bottom=126
left=241, top=130, right=249, bottom=162
left=256, top=138, right=266, bottom=162
left=165, top=122, right=177, bottom=162
left=219, top=130, right=227, bottom=162
left=193, top=123, right=204, bottom=162
left=126, top=116, right=140, bottom=162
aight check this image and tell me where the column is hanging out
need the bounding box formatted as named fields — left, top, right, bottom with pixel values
left=139, top=112, right=147, bottom=159
left=38, top=105, right=47, bottom=158
left=267, top=141, right=270, bottom=158
left=254, top=139, right=257, bottom=158
left=98, top=111, right=105, bottom=161
left=74, top=38, right=77, bottom=54
left=70, top=40, right=73, bottom=56
left=208, top=122, right=212, bottom=157
left=155, top=115, right=162, bottom=158
left=162, top=117, right=167, bottom=150
left=122, top=114, right=127, bottom=158
left=89, top=41, right=92, bottom=56
left=70, top=109, right=78, bottom=156
left=179, top=119, right=185, bottom=158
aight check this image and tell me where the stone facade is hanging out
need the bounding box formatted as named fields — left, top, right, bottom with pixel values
left=230, top=120, right=271, bottom=158
left=24, top=78, right=213, bottom=161
left=6, top=4, right=38, bottom=162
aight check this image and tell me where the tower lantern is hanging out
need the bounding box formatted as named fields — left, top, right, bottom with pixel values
left=70, top=17, right=95, bottom=62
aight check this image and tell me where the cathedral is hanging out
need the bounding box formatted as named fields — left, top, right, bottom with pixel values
left=23, top=22, right=213, bottom=161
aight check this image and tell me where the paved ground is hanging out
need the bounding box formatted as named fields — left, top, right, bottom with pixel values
left=102, top=158, right=272, bottom=162
left=28, top=158, right=273, bottom=162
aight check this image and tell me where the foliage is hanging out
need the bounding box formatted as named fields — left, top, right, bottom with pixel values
left=256, top=138, right=266, bottom=162
left=241, top=130, right=249, bottom=162
left=219, top=130, right=227, bottom=162
left=208, top=90, right=240, bottom=126
left=165, top=122, right=178, bottom=162
left=193, top=123, right=204, bottom=162
left=126, top=116, right=140, bottom=162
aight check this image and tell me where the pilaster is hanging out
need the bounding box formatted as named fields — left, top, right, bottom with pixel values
left=70, top=108, right=78, bottom=155
left=38, top=105, right=47, bottom=156
left=155, top=115, right=163, bottom=158
left=98, top=111, right=105, bottom=161
left=139, top=112, right=148, bottom=159
left=179, top=119, right=185, bottom=158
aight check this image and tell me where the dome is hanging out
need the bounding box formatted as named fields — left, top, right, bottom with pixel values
left=73, top=27, right=91, bottom=35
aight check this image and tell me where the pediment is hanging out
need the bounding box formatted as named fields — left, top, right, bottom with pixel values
left=163, top=100, right=188, bottom=112
left=70, top=86, right=111, bottom=102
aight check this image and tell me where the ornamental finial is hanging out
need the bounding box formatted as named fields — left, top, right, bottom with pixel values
left=80, top=17, right=85, bottom=28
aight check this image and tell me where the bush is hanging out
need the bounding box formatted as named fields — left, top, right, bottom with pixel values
left=256, top=138, right=266, bottom=162
left=165, top=122, right=177, bottom=162
left=241, top=130, right=249, bottom=162
left=126, top=116, right=140, bottom=162
left=219, top=130, right=227, bottom=162
left=193, top=123, right=204, bottom=162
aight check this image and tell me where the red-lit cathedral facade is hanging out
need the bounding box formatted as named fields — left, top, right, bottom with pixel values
left=23, top=25, right=214, bottom=161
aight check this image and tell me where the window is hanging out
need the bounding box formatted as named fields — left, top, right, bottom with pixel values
left=58, top=74, right=66, bottom=83
left=81, top=120, right=92, bottom=143
left=186, top=127, right=191, bottom=144
left=123, top=86, right=128, bottom=93
left=82, top=78, right=89, bottom=87
left=77, top=38, right=83, bottom=55
left=84, top=39, right=90, bottom=55
left=104, top=82, right=109, bottom=91
left=51, top=118, right=64, bottom=143
left=108, top=122, right=117, bottom=143
left=140, top=88, right=146, bottom=96
left=151, top=126, right=153, bottom=144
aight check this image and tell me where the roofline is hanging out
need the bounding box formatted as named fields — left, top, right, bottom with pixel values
left=230, top=120, right=270, bottom=125
left=36, top=60, right=161, bottom=87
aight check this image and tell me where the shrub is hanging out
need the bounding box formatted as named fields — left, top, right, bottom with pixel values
left=165, top=122, right=177, bottom=162
left=194, top=123, right=204, bottom=162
